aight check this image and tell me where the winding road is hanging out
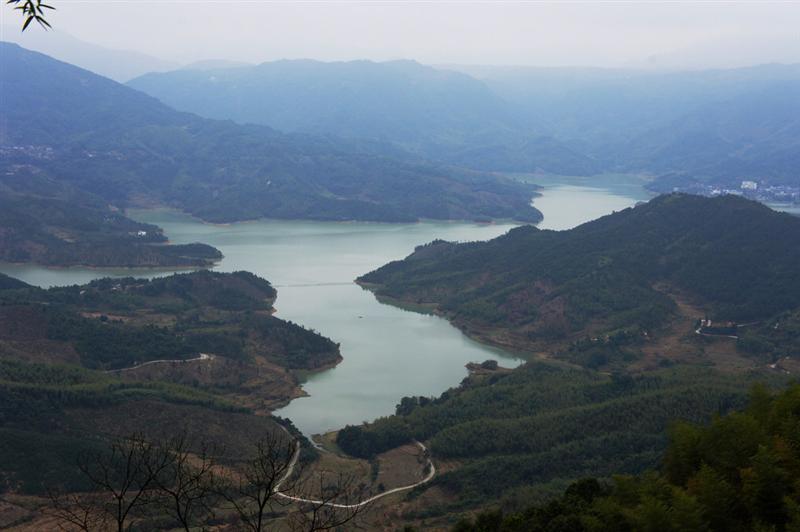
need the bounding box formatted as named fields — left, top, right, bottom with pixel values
left=105, top=353, right=214, bottom=373
left=274, top=440, right=435, bottom=509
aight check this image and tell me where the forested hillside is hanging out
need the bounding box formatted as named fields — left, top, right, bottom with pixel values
left=0, top=191, right=221, bottom=267
left=338, top=193, right=800, bottom=526
left=0, top=42, right=541, bottom=225
left=0, top=270, right=337, bottom=497
left=360, top=194, right=800, bottom=361
left=452, top=383, right=800, bottom=532
left=0, top=270, right=338, bottom=371
left=337, top=362, right=786, bottom=520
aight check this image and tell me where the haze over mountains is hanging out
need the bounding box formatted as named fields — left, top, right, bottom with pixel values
left=0, top=26, right=178, bottom=82
left=130, top=58, right=800, bottom=190
left=5, top=24, right=799, bottom=192
left=462, top=64, right=800, bottom=186
left=0, top=43, right=540, bottom=228
left=128, top=59, right=598, bottom=176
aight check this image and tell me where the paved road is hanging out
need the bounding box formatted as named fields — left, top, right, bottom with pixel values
left=274, top=440, right=435, bottom=509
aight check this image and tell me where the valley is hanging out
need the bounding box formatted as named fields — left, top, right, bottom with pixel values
left=4, top=179, right=768, bottom=530
left=2, top=11, right=800, bottom=529
left=0, top=179, right=647, bottom=436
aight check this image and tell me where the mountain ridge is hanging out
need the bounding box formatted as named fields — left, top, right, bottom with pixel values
left=0, top=42, right=542, bottom=227
left=127, top=58, right=603, bottom=176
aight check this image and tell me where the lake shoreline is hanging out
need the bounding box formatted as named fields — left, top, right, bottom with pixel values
left=2, top=177, right=650, bottom=438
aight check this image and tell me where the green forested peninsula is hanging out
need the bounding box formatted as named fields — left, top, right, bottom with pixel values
left=0, top=270, right=338, bottom=494
left=0, top=270, right=338, bottom=371
left=0, top=192, right=221, bottom=267
left=360, top=194, right=800, bottom=366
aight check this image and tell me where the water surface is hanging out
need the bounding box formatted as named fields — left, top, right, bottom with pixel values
left=1, top=214, right=522, bottom=436
left=0, top=177, right=654, bottom=437
left=528, top=173, right=653, bottom=230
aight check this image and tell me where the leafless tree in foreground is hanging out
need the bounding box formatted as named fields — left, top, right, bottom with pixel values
left=84, top=435, right=169, bottom=531
left=150, top=433, right=219, bottom=532
left=48, top=429, right=368, bottom=531
left=219, top=430, right=369, bottom=531
left=287, top=471, right=368, bottom=532
left=72, top=433, right=170, bottom=532
left=216, top=430, right=298, bottom=532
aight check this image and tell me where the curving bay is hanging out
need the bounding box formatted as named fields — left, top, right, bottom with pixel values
left=0, top=177, right=648, bottom=437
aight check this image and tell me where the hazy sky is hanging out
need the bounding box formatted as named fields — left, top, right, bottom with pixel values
left=4, top=1, right=800, bottom=68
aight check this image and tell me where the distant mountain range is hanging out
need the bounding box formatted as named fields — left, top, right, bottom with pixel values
left=0, top=43, right=541, bottom=228
left=130, top=60, right=800, bottom=189
left=127, top=59, right=602, bottom=176
left=5, top=26, right=798, bottom=190
left=2, top=39, right=798, bottom=268
left=456, top=64, right=800, bottom=187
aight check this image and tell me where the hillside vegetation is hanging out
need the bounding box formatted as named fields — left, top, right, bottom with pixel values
left=0, top=191, right=221, bottom=267
left=0, top=270, right=338, bottom=371
left=337, top=363, right=783, bottom=513
left=0, top=270, right=337, bottom=496
left=452, top=383, right=800, bottom=532
left=335, top=194, right=800, bottom=522
left=360, top=194, right=800, bottom=363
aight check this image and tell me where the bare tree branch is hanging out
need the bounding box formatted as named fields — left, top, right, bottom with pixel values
left=45, top=489, right=110, bottom=532
left=287, top=471, right=369, bottom=532
left=150, top=432, right=220, bottom=532
left=47, top=430, right=369, bottom=531
left=73, top=433, right=171, bottom=532
left=216, top=430, right=297, bottom=532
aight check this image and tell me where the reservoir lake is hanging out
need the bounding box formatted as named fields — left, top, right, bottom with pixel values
left=0, top=176, right=650, bottom=437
